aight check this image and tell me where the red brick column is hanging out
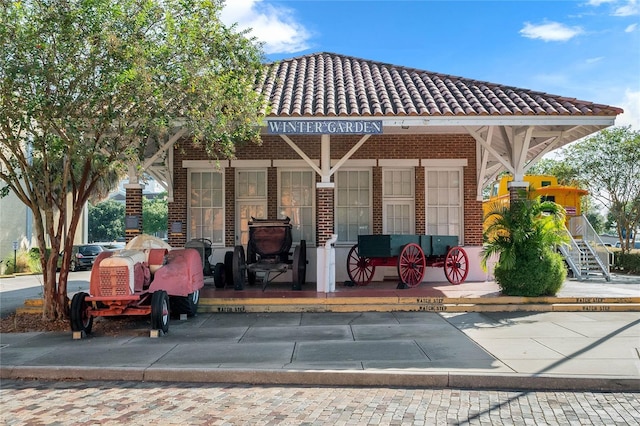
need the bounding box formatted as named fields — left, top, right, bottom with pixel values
left=125, top=184, right=143, bottom=243
left=372, top=166, right=382, bottom=235
left=225, top=167, right=235, bottom=247
left=168, top=152, right=187, bottom=247
left=508, top=181, right=529, bottom=204
left=268, top=167, right=278, bottom=220
left=316, top=185, right=335, bottom=245
left=415, top=166, right=425, bottom=235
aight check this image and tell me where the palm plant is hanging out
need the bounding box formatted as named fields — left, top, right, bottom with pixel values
left=482, top=192, right=569, bottom=296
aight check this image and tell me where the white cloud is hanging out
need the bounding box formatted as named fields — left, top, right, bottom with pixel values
left=520, top=21, right=584, bottom=42
left=615, top=89, right=640, bottom=130
left=613, top=0, right=640, bottom=16
left=586, top=57, right=605, bottom=64
left=586, top=0, right=616, bottom=6
left=625, top=23, right=638, bottom=32
left=221, top=0, right=311, bottom=54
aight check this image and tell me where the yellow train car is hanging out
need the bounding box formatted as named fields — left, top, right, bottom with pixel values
left=483, top=175, right=588, bottom=224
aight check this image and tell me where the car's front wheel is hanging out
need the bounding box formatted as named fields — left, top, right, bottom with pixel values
left=70, top=292, right=93, bottom=334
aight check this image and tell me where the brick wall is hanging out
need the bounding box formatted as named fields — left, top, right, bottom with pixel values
left=125, top=186, right=143, bottom=242
left=372, top=166, right=382, bottom=235
left=316, top=187, right=335, bottom=244
left=169, top=133, right=483, bottom=247
left=415, top=166, right=426, bottom=235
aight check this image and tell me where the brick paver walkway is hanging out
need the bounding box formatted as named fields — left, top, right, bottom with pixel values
left=1, top=380, right=638, bottom=425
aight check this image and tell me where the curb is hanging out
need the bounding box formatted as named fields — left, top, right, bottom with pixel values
left=2, top=366, right=638, bottom=392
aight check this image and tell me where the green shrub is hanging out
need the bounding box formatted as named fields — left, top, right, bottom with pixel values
left=2, top=249, right=42, bottom=274
left=482, top=193, right=569, bottom=297
left=613, top=252, right=640, bottom=274
left=494, top=248, right=566, bottom=296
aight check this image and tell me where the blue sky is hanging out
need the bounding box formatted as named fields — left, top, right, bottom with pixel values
left=222, top=0, right=639, bottom=129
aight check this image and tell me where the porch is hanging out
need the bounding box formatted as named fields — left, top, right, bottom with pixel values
left=198, top=275, right=640, bottom=313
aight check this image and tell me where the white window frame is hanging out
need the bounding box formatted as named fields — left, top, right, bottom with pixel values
left=382, top=167, right=415, bottom=235
left=187, top=168, right=225, bottom=246
left=424, top=165, right=464, bottom=242
left=235, top=168, right=268, bottom=247
left=278, top=168, right=316, bottom=246
left=335, top=167, right=372, bottom=245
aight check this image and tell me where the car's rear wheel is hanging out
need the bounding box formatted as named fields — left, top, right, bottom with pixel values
left=151, top=290, right=170, bottom=333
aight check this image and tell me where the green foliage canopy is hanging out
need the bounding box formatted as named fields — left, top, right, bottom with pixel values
left=88, top=200, right=125, bottom=242
left=562, top=126, right=640, bottom=252
left=0, top=0, right=266, bottom=319
left=143, top=194, right=168, bottom=236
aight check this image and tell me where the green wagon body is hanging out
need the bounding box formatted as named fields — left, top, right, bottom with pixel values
left=357, top=234, right=459, bottom=258
left=347, top=234, right=468, bottom=287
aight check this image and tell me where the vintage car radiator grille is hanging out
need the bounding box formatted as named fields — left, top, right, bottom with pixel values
left=98, top=266, right=132, bottom=296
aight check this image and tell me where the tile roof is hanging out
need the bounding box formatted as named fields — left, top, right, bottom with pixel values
left=256, top=52, right=623, bottom=118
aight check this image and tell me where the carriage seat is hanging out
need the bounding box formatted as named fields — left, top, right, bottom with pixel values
left=248, top=217, right=293, bottom=261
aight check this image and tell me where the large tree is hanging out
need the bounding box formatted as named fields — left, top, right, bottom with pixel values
left=527, top=157, right=606, bottom=233
left=143, top=194, right=168, bottom=237
left=88, top=200, right=125, bottom=242
left=0, top=0, right=265, bottom=320
left=562, top=126, right=640, bottom=252
left=526, top=158, right=580, bottom=186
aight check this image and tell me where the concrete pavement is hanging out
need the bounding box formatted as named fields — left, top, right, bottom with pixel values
left=1, top=310, right=639, bottom=391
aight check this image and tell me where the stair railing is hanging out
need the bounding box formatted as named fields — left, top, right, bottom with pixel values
left=567, top=215, right=612, bottom=279
left=558, top=228, right=585, bottom=280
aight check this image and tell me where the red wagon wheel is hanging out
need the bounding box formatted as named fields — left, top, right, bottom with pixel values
left=347, top=244, right=375, bottom=286
left=397, top=243, right=426, bottom=287
left=444, top=246, right=469, bottom=285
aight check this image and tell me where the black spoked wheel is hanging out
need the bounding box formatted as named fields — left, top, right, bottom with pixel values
left=346, top=244, right=375, bottom=286
left=70, top=292, right=93, bottom=334
left=151, top=290, right=170, bottom=333
left=70, top=259, right=79, bottom=272
left=247, top=244, right=257, bottom=287
left=292, top=240, right=307, bottom=290
left=232, top=246, right=246, bottom=290
left=213, top=262, right=225, bottom=288
left=224, top=251, right=233, bottom=285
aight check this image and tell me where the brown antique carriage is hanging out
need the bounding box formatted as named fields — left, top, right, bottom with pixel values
left=231, top=217, right=307, bottom=291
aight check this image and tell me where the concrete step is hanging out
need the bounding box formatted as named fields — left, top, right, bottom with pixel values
left=17, top=295, right=640, bottom=315
left=198, top=296, right=640, bottom=313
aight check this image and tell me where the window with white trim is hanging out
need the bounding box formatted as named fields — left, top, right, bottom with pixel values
left=236, top=169, right=267, bottom=246
left=279, top=169, right=315, bottom=244
left=383, top=168, right=414, bottom=234
left=426, top=169, right=462, bottom=237
left=336, top=169, right=371, bottom=243
left=189, top=170, right=224, bottom=244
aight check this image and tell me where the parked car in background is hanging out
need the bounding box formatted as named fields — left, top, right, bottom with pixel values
left=59, top=244, right=105, bottom=271
left=614, top=241, right=640, bottom=249
left=96, top=242, right=126, bottom=251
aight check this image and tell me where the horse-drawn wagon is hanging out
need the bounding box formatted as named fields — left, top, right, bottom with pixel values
left=346, top=234, right=468, bottom=287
